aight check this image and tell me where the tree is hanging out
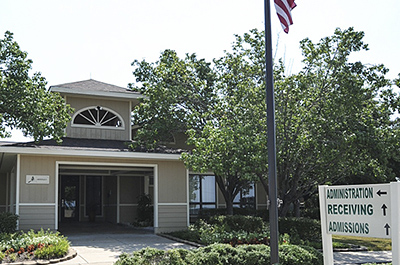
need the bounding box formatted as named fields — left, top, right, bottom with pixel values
left=129, top=49, right=218, bottom=148
left=130, top=28, right=400, bottom=217
left=182, top=30, right=268, bottom=215
left=273, top=27, right=400, bottom=216
left=0, top=31, right=72, bottom=142
left=184, top=27, right=400, bottom=217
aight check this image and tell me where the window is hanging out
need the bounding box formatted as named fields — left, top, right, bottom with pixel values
left=234, top=183, right=256, bottom=209
left=72, top=106, right=124, bottom=128
left=189, top=175, right=216, bottom=215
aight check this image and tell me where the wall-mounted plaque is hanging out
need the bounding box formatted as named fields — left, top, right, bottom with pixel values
left=26, top=175, right=50, bottom=185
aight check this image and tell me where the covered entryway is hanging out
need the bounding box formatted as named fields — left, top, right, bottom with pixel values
left=57, top=162, right=155, bottom=230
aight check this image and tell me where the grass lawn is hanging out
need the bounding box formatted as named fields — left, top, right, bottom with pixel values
left=333, top=235, right=392, bottom=251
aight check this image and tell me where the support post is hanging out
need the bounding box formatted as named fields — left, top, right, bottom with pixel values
left=264, top=0, right=279, bottom=263
left=391, top=182, right=400, bottom=264
left=318, top=185, right=333, bottom=265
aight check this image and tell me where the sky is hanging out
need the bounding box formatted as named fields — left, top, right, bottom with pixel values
left=1, top=0, right=399, bottom=142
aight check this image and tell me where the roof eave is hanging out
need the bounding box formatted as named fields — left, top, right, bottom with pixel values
left=50, top=87, right=145, bottom=101
left=0, top=146, right=182, bottom=161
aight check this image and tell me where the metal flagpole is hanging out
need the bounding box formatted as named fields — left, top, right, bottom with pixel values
left=264, top=0, right=279, bottom=264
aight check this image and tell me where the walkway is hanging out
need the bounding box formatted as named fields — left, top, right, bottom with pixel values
left=58, top=223, right=194, bottom=265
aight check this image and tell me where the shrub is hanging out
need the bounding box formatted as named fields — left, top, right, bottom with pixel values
left=207, top=215, right=265, bottom=233
left=34, top=239, right=70, bottom=259
left=135, top=194, right=153, bottom=226
left=115, top=247, right=189, bottom=265
left=0, top=212, right=19, bottom=233
left=0, top=229, right=70, bottom=261
left=279, top=217, right=321, bottom=244
left=279, top=244, right=323, bottom=265
left=115, top=244, right=322, bottom=265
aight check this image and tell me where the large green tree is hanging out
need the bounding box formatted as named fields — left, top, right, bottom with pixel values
left=274, top=28, right=400, bottom=215
left=182, top=31, right=268, bottom=215
left=131, top=28, right=400, bottom=217
left=129, top=49, right=218, bottom=148
left=0, top=31, right=72, bottom=142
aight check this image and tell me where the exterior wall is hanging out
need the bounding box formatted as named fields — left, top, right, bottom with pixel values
left=256, top=182, right=268, bottom=210
left=19, top=205, right=55, bottom=230
left=18, top=155, right=57, bottom=229
left=156, top=161, right=188, bottom=233
left=16, top=154, right=188, bottom=232
left=156, top=205, right=187, bottom=233
left=65, top=96, right=131, bottom=140
left=0, top=173, right=6, bottom=212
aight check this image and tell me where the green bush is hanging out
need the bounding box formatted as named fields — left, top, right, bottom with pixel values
left=34, top=239, right=70, bottom=259
left=188, top=217, right=269, bottom=245
left=207, top=215, right=265, bottom=234
left=0, top=229, right=70, bottom=262
left=279, top=244, right=323, bottom=265
left=115, top=247, right=189, bottom=265
left=279, top=217, right=321, bottom=244
left=0, top=212, right=18, bottom=233
left=115, top=244, right=323, bottom=265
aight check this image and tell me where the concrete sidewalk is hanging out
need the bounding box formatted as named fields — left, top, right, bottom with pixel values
left=334, top=251, right=392, bottom=264
left=59, top=233, right=195, bottom=265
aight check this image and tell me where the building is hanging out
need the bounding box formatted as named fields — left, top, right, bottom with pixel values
left=0, top=79, right=268, bottom=233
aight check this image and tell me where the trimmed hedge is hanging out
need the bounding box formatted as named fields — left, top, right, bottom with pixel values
left=279, top=217, right=321, bottom=243
left=0, top=212, right=18, bottom=233
left=207, top=215, right=265, bottom=233
left=115, top=243, right=323, bottom=265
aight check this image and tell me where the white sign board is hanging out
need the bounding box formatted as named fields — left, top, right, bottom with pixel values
left=319, top=182, right=400, bottom=265
left=26, top=175, right=50, bottom=185
left=324, top=183, right=391, bottom=238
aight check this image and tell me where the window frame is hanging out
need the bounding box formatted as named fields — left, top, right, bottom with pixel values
left=189, top=174, right=217, bottom=215
left=71, top=106, right=125, bottom=130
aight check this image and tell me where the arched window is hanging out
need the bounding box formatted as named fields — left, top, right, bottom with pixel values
left=72, top=106, right=124, bottom=129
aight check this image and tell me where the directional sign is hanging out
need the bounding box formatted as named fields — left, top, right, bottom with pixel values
left=323, top=183, right=391, bottom=238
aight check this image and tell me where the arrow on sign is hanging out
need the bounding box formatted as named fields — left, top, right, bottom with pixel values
left=377, top=190, right=388, bottom=196
left=381, top=204, right=388, bottom=216
left=384, top=223, right=390, bottom=236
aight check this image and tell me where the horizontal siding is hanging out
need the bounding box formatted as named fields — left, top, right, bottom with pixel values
left=19, top=205, right=55, bottom=230
left=157, top=205, right=187, bottom=232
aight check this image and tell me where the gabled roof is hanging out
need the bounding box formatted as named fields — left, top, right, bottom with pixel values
left=50, top=79, right=142, bottom=101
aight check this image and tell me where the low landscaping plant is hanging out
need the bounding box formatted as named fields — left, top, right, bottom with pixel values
left=115, top=243, right=323, bottom=265
left=0, top=229, right=70, bottom=263
left=169, top=215, right=269, bottom=246
left=0, top=212, right=18, bottom=234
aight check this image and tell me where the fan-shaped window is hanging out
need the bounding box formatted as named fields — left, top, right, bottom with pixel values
left=72, top=106, right=124, bottom=129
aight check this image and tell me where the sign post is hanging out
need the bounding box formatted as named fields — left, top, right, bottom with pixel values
left=319, top=182, right=400, bottom=265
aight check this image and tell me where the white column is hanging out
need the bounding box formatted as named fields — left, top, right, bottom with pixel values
left=15, top=154, right=20, bottom=230
left=319, top=185, right=333, bottom=265
left=391, top=182, right=400, bottom=264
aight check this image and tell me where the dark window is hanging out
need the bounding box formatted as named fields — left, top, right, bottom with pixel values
left=234, top=184, right=256, bottom=208
left=189, top=175, right=216, bottom=215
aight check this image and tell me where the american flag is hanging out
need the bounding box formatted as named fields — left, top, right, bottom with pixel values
left=274, top=0, right=296, bottom=33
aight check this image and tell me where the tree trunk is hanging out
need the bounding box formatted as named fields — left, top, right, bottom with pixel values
left=226, top=200, right=234, bottom=216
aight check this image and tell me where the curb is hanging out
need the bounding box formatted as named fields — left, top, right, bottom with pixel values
left=3, top=248, right=77, bottom=265
left=157, top=233, right=204, bottom=248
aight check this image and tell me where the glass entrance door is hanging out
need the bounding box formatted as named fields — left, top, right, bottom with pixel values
left=60, top=176, right=80, bottom=222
